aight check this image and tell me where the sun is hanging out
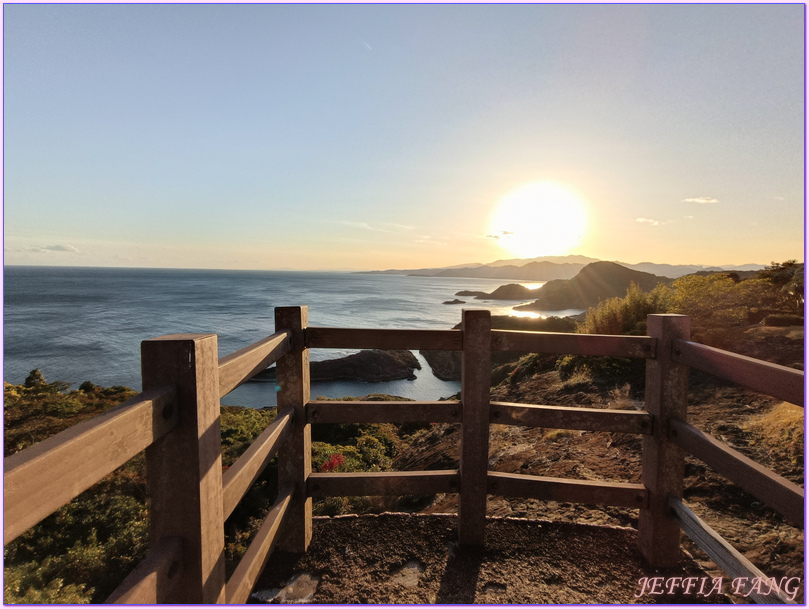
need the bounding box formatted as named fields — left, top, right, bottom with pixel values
left=488, top=182, right=588, bottom=258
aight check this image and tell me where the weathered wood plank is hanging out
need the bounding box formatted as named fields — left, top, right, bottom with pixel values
left=673, top=339, right=804, bottom=408
left=225, top=486, right=293, bottom=605
left=305, top=327, right=462, bottom=350
left=669, top=498, right=791, bottom=604
left=218, top=330, right=291, bottom=397
left=459, top=309, right=491, bottom=547
left=275, top=307, right=313, bottom=553
left=307, top=401, right=461, bottom=424
left=491, top=330, right=656, bottom=358
left=307, top=470, right=459, bottom=497
left=4, top=387, right=177, bottom=545
left=638, top=314, right=690, bottom=568
left=142, top=334, right=226, bottom=603
left=670, top=418, right=804, bottom=527
left=105, top=536, right=183, bottom=604
left=222, top=408, right=293, bottom=520
left=487, top=471, right=648, bottom=508
left=491, top=402, right=653, bottom=435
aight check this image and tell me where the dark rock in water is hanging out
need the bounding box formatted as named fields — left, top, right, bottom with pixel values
left=443, top=299, right=466, bottom=305
left=420, top=350, right=463, bottom=381
left=249, top=350, right=421, bottom=383
left=475, top=283, right=537, bottom=300
left=310, top=349, right=421, bottom=382
left=455, top=290, right=488, bottom=297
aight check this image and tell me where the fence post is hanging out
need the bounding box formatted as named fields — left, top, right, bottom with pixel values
left=141, top=333, right=226, bottom=603
left=638, top=314, right=691, bottom=567
left=274, top=306, right=312, bottom=553
left=458, top=309, right=492, bottom=547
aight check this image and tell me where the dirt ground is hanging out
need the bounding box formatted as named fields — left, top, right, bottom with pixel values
left=252, top=513, right=731, bottom=604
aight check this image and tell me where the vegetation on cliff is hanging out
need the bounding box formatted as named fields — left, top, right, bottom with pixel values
left=4, top=375, right=281, bottom=603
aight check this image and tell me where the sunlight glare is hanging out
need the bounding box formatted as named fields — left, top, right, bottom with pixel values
left=488, top=182, right=588, bottom=258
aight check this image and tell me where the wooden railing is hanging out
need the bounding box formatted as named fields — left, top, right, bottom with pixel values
left=3, top=309, right=804, bottom=604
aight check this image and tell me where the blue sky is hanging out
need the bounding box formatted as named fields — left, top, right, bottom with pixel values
left=3, top=3, right=805, bottom=270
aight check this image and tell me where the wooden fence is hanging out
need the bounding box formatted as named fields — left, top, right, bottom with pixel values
left=3, top=309, right=804, bottom=603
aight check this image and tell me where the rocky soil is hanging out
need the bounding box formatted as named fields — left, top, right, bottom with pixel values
left=253, top=514, right=729, bottom=604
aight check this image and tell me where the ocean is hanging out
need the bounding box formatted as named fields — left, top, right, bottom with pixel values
left=3, top=266, right=582, bottom=408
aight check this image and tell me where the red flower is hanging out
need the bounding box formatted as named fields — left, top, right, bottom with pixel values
left=320, top=453, right=345, bottom=472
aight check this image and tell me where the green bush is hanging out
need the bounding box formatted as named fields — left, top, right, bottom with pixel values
left=580, top=283, right=671, bottom=336
left=4, top=378, right=284, bottom=601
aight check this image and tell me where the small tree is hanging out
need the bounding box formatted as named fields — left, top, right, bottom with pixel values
left=758, top=260, right=804, bottom=313
left=24, top=369, right=45, bottom=388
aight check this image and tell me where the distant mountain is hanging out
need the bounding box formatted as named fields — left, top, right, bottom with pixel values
left=359, top=257, right=766, bottom=280
left=623, top=262, right=764, bottom=278
left=486, top=255, right=602, bottom=268
left=513, top=261, right=670, bottom=311
left=410, top=261, right=585, bottom=281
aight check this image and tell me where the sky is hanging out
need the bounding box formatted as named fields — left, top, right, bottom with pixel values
left=2, top=3, right=805, bottom=271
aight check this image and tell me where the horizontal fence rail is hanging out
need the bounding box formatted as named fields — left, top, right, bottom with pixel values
left=307, top=400, right=461, bottom=424
left=308, top=470, right=459, bottom=497
left=491, top=330, right=656, bottom=358
left=4, top=386, right=177, bottom=545
left=306, top=327, right=462, bottom=351
left=669, top=418, right=804, bottom=527
left=487, top=472, right=649, bottom=509
left=669, top=498, right=791, bottom=604
left=672, top=339, right=804, bottom=408
left=222, top=408, right=294, bottom=520
left=218, top=330, right=291, bottom=397
left=490, top=402, right=653, bottom=435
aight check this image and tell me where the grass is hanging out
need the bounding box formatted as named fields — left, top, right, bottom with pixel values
left=741, top=402, right=804, bottom=467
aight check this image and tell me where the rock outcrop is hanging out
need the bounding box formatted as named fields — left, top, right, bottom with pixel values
left=514, top=261, right=669, bottom=311
left=474, top=284, right=537, bottom=300
left=252, top=350, right=422, bottom=383
left=419, top=350, right=463, bottom=381
left=455, top=290, right=488, bottom=298
left=310, top=350, right=421, bottom=382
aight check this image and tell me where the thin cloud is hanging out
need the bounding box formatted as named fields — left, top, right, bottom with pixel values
left=486, top=230, right=514, bottom=240
left=636, top=217, right=665, bottom=226
left=333, top=221, right=390, bottom=233
left=414, top=236, right=448, bottom=247
left=683, top=197, right=719, bottom=204
left=22, top=244, right=81, bottom=253
left=379, top=222, right=415, bottom=231
left=333, top=220, right=415, bottom=233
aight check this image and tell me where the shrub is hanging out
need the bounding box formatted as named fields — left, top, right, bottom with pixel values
left=581, top=283, right=672, bottom=336
left=670, top=275, right=778, bottom=330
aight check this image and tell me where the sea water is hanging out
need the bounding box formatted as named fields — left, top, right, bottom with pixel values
left=3, top=266, right=581, bottom=408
